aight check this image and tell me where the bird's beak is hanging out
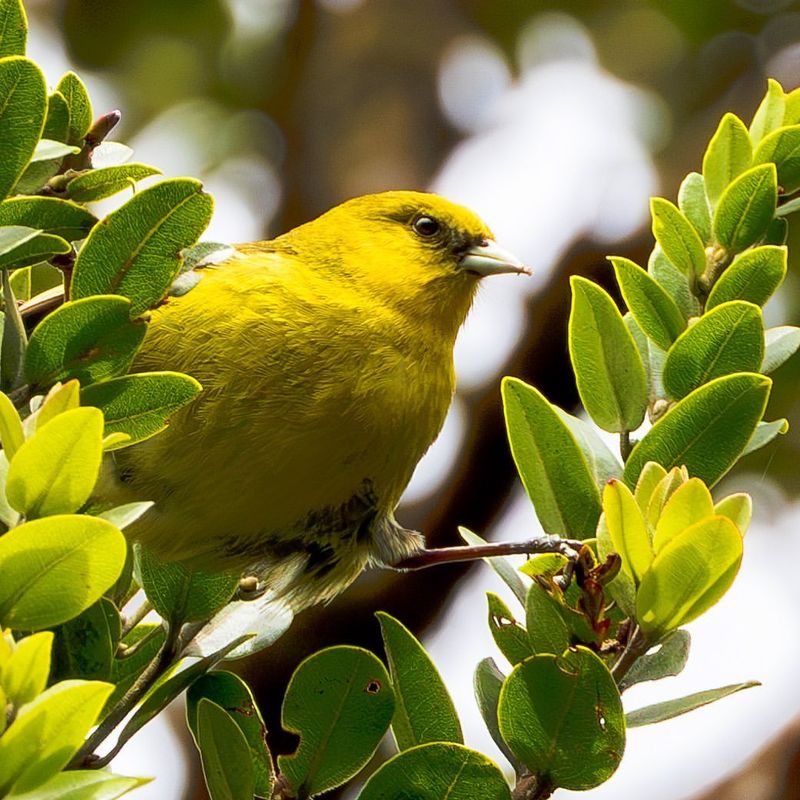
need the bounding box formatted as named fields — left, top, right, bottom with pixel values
left=459, top=239, right=531, bottom=277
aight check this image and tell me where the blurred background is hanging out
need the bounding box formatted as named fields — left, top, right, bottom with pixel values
left=24, top=0, right=800, bottom=797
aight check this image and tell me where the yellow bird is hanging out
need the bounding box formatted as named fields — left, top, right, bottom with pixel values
left=106, top=191, right=530, bottom=610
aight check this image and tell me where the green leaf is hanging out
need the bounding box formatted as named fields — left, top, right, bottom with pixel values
left=662, top=300, right=764, bottom=400
left=502, top=377, right=601, bottom=539
left=487, top=592, right=532, bottom=666
left=0, top=388, right=23, bottom=458
left=35, top=379, right=80, bottom=430
left=648, top=245, right=700, bottom=320
left=626, top=681, right=758, bottom=727
left=624, top=373, right=771, bottom=488
left=187, top=672, right=274, bottom=799
left=71, top=178, right=214, bottom=315
left=554, top=409, right=622, bottom=487
left=0, top=679, right=113, bottom=795
left=278, top=646, right=395, bottom=798
left=749, top=79, right=785, bottom=144
left=459, top=527, right=527, bottom=605
left=714, top=493, right=752, bottom=535
left=474, top=658, right=521, bottom=773
left=0, top=224, right=39, bottom=256
left=636, top=516, right=742, bottom=637
left=55, top=71, right=92, bottom=145
left=0, top=515, right=125, bottom=630
left=618, top=629, right=691, bottom=692
left=713, top=164, right=777, bottom=253
left=137, top=545, right=238, bottom=627
left=0, top=0, right=26, bottom=58
left=1, top=267, right=26, bottom=391
left=357, top=742, right=512, bottom=800
left=651, top=198, right=707, bottom=277
left=25, top=296, right=146, bottom=389
left=762, top=325, right=800, bottom=373
left=653, top=478, right=715, bottom=552
left=702, top=113, right=753, bottom=206
left=6, top=770, right=148, bottom=800
left=0, top=452, right=18, bottom=527
left=753, top=124, right=800, bottom=194
left=624, top=313, right=664, bottom=403
left=742, top=418, right=789, bottom=458
left=498, top=648, right=624, bottom=791
left=603, top=479, right=652, bottom=584
left=0, top=631, right=52, bottom=706
left=377, top=611, right=462, bottom=750
left=0, top=197, right=96, bottom=240
left=66, top=164, right=162, bottom=203
left=0, top=231, right=69, bottom=269
left=764, top=215, right=788, bottom=244
left=80, top=371, right=202, bottom=448
left=611, top=256, right=685, bottom=350
left=91, top=142, right=134, bottom=168
left=0, top=57, right=46, bottom=200
left=677, top=172, right=711, bottom=241
left=97, top=501, right=154, bottom=530
left=50, top=599, right=116, bottom=682
left=30, top=138, right=78, bottom=162
left=706, top=245, right=786, bottom=309
left=525, top=583, right=570, bottom=655
left=195, top=699, right=255, bottom=800
left=6, top=406, right=103, bottom=517
left=104, top=623, right=165, bottom=715
left=596, top=514, right=636, bottom=618
left=42, top=91, right=69, bottom=143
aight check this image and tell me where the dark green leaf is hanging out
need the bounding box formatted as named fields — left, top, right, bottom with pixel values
left=713, top=164, right=777, bottom=253
left=0, top=515, right=125, bottom=630
left=651, top=198, right=707, bottom=277
left=71, top=178, right=213, bottom=315
left=554, top=408, right=622, bottom=487
left=569, top=276, right=647, bottom=432
left=1, top=267, right=26, bottom=391
left=626, top=681, right=758, bottom=727
left=474, top=658, right=521, bottom=773
left=624, top=373, right=771, bottom=488
left=0, top=0, right=26, bottom=58
left=487, top=592, right=531, bottom=666
left=762, top=325, right=800, bottom=373
left=55, top=71, right=92, bottom=145
left=648, top=245, right=700, bottom=320
left=0, top=230, right=69, bottom=269
left=611, top=256, right=685, bottom=350
left=677, top=172, right=711, bottom=241
left=196, top=699, right=255, bottom=800
left=377, top=611, right=462, bottom=750
left=0, top=56, right=46, bottom=200
left=65, top=164, right=162, bottom=203
left=187, top=672, right=274, bottom=799
left=80, top=371, right=202, bottom=448
left=753, top=124, right=800, bottom=194
left=662, top=301, right=764, bottom=400
left=706, top=246, right=786, bottom=309
left=357, top=742, right=512, bottom=800
left=137, top=545, right=238, bottom=627
left=498, top=648, right=624, bottom=791
left=51, top=599, right=118, bottom=682
left=502, top=377, right=601, bottom=539
left=42, top=91, right=69, bottom=143
left=525, top=583, right=570, bottom=655
left=702, top=113, right=753, bottom=206
left=278, top=646, right=394, bottom=797
left=0, top=196, right=96, bottom=240
left=104, top=623, right=165, bottom=716
left=618, top=629, right=691, bottom=692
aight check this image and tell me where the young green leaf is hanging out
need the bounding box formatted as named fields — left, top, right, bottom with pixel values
left=377, top=611, right=463, bottom=750
left=196, top=699, right=256, bottom=800
left=753, top=124, right=800, bottom=194
left=749, top=78, right=785, bottom=144
left=0, top=631, right=53, bottom=707
left=525, top=583, right=570, bottom=655
left=706, top=245, right=786, bottom=309
left=474, top=658, right=521, bottom=773
left=568, top=276, right=647, bottom=433
left=713, top=164, right=777, bottom=253
left=0, top=389, right=23, bottom=458
left=652, top=478, right=715, bottom=553
left=618, top=629, right=691, bottom=692
left=25, top=296, right=146, bottom=389
left=611, top=256, right=685, bottom=350
left=55, top=71, right=92, bottom=145
left=636, top=515, right=742, bottom=637
left=596, top=515, right=636, bottom=618
left=626, top=681, right=758, bottom=727
left=487, top=592, right=531, bottom=666
left=0, top=515, right=125, bottom=630
left=0, top=196, right=96, bottom=240
left=358, top=743, right=512, bottom=800
left=0, top=57, right=46, bottom=200
left=187, top=671, right=275, bottom=799
left=278, top=646, right=395, bottom=797
left=624, top=373, right=771, bottom=488
left=0, top=0, right=26, bottom=57
left=662, top=300, right=764, bottom=400
left=5, top=770, right=148, bottom=800
left=762, top=325, right=800, bottom=373
left=0, top=680, right=114, bottom=795
left=651, top=198, right=707, bottom=277
left=677, top=172, right=711, bottom=241
left=714, top=493, right=752, bottom=536
left=702, top=113, right=753, bottom=206
left=502, top=377, right=601, bottom=539
left=80, top=371, right=202, bottom=447
left=35, top=379, right=80, bottom=430
left=498, top=648, right=624, bottom=791
left=65, top=164, right=162, bottom=203
left=71, top=178, right=214, bottom=315
left=6, top=406, right=103, bottom=517
left=603, top=479, right=653, bottom=584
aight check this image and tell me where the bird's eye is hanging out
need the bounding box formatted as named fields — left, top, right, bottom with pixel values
left=412, top=216, right=441, bottom=238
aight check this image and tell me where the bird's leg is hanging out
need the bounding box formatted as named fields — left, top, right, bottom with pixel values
left=391, top=535, right=583, bottom=571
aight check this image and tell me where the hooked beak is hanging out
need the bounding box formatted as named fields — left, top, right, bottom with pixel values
left=459, top=239, right=531, bottom=277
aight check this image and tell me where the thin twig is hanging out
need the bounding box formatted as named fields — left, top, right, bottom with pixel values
left=119, top=599, right=153, bottom=640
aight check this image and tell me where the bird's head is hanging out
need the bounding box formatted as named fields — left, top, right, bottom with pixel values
left=278, top=191, right=529, bottom=335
